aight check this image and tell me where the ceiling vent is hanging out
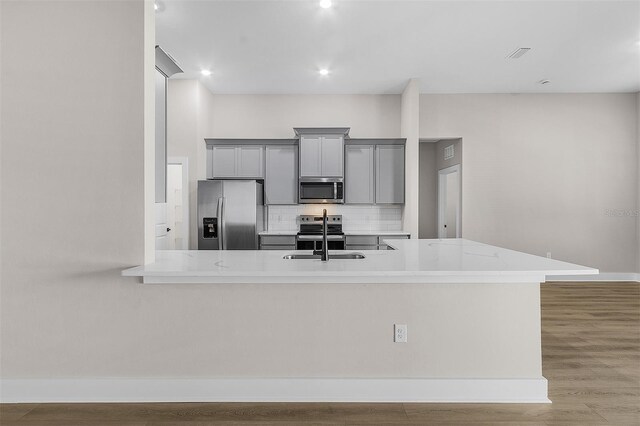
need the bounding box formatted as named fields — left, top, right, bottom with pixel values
left=507, top=47, right=531, bottom=59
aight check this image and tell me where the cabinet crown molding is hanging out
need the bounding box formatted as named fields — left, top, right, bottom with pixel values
left=293, top=127, right=350, bottom=137
left=205, top=139, right=297, bottom=146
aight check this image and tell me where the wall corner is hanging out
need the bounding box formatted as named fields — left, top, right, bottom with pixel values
left=144, top=0, right=156, bottom=264
left=401, top=78, right=420, bottom=238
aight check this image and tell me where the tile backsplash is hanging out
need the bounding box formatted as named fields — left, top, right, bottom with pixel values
left=267, top=205, right=403, bottom=232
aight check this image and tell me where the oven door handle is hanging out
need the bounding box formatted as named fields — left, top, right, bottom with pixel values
left=297, top=235, right=345, bottom=241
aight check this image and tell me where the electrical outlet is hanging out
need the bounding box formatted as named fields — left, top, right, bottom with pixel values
left=394, top=324, right=407, bottom=343
left=546, top=252, right=552, bottom=259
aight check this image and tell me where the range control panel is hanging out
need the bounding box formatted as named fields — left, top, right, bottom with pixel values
left=299, top=215, right=342, bottom=223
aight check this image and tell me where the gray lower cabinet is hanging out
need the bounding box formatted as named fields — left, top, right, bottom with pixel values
left=345, top=234, right=409, bottom=250
left=377, top=234, right=409, bottom=250
left=209, top=145, right=264, bottom=179
left=345, top=145, right=375, bottom=204
left=259, top=235, right=296, bottom=250
left=261, top=245, right=296, bottom=250
left=265, top=145, right=298, bottom=204
left=375, top=145, right=405, bottom=204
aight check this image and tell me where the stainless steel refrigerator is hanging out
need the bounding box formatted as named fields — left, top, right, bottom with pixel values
left=197, top=180, right=264, bottom=250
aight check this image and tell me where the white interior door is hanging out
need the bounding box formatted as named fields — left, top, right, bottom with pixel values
left=164, top=157, right=189, bottom=250
left=438, top=165, right=461, bottom=238
left=155, top=203, right=169, bottom=249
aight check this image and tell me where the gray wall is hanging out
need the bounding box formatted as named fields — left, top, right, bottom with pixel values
left=419, top=139, right=463, bottom=239
left=401, top=79, right=421, bottom=238
left=420, top=94, right=639, bottom=273
left=436, top=138, right=462, bottom=170
left=418, top=143, right=438, bottom=238
left=1, top=0, right=146, bottom=377
left=167, top=79, right=215, bottom=249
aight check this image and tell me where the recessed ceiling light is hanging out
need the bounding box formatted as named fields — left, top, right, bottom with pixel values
left=201, top=69, right=212, bottom=77
left=539, top=79, right=550, bottom=85
left=507, top=47, right=531, bottom=59
left=319, top=0, right=332, bottom=9
left=319, top=68, right=330, bottom=76
left=154, top=3, right=158, bottom=10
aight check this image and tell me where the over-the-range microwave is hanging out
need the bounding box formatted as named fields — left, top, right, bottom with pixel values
left=299, top=178, right=344, bottom=204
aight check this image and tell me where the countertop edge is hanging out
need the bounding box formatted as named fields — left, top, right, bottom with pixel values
left=121, top=239, right=599, bottom=285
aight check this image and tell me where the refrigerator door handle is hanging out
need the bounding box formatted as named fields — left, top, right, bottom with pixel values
left=217, top=197, right=226, bottom=250
left=221, top=197, right=227, bottom=250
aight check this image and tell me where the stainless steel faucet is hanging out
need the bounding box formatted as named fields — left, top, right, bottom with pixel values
left=313, top=208, right=329, bottom=261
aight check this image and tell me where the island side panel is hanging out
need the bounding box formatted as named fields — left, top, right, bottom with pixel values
left=129, top=281, right=542, bottom=379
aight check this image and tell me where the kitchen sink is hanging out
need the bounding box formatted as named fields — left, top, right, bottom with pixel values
left=283, top=253, right=366, bottom=260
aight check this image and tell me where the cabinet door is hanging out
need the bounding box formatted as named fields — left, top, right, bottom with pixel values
left=206, top=146, right=213, bottom=179
left=211, top=146, right=237, bottom=177
left=345, top=145, right=374, bottom=204
left=375, top=145, right=405, bottom=204
left=265, top=145, right=298, bottom=204
left=237, top=146, right=264, bottom=178
left=299, top=136, right=322, bottom=177
left=260, top=235, right=297, bottom=246
left=320, top=136, right=344, bottom=177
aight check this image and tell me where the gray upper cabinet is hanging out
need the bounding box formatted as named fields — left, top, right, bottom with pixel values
left=299, top=136, right=322, bottom=177
left=299, top=135, right=344, bottom=177
left=211, top=146, right=237, bottom=177
left=210, top=145, right=264, bottom=179
left=237, top=146, right=264, bottom=177
left=345, top=145, right=375, bottom=204
left=320, top=136, right=344, bottom=177
left=375, top=145, right=405, bottom=204
left=206, top=146, right=213, bottom=178
left=265, top=145, right=298, bottom=204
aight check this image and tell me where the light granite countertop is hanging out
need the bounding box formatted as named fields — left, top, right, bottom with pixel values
left=123, top=239, right=597, bottom=284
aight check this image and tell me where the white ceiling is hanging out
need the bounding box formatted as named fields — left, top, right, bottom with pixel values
left=156, top=0, right=640, bottom=94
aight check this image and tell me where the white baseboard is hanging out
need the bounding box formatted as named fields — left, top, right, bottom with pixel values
left=546, top=272, right=639, bottom=282
left=0, top=378, right=549, bottom=404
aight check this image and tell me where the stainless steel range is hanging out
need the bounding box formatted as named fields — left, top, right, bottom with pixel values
left=296, top=214, right=345, bottom=251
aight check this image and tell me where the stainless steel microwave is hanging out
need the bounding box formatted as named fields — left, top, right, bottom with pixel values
left=299, top=178, right=344, bottom=204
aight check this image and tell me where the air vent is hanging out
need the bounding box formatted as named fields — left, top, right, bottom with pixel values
left=444, top=145, right=454, bottom=161
left=507, top=47, right=531, bottom=59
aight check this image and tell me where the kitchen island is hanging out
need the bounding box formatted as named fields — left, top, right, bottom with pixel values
left=122, top=239, right=597, bottom=403
left=123, top=238, right=595, bottom=284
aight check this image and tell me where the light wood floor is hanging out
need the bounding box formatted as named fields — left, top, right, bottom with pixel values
left=1, top=282, right=638, bottom=425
